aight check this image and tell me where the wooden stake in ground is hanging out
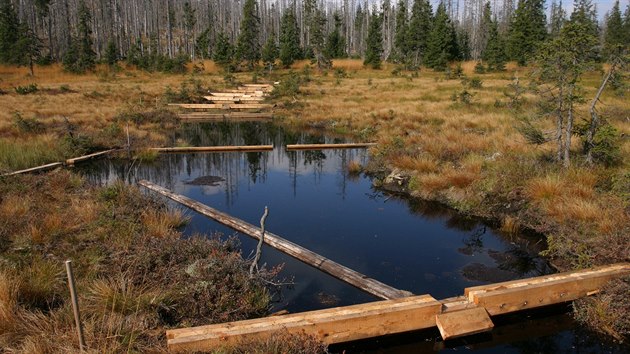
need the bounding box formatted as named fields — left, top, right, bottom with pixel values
left=65, top=260, right=86, bottom=351
left=249, top=206, right=269, bottom=277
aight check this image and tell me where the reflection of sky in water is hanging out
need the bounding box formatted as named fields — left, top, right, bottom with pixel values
left=77, top=122, right=626, bottom=353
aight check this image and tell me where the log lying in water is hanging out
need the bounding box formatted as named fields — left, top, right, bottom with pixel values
left=1, top=162, right=64, bottom=176
left=66, top=149, right=118, bottom=166
left=149, top=145, right=273, bottom=153
left=166, top=295, right=441, bottom=351
left=286, top=143, right=377, bottom=150
left=138, top=180, right=412, bottom=301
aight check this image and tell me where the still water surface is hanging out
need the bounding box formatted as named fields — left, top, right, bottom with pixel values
left=78, top=122, right=624, bottom=353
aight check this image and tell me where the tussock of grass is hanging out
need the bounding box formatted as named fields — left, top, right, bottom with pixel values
left=0, top=135, right=67, bottom=172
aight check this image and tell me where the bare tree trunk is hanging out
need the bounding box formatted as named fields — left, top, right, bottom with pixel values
left=563, top=84, right=575, bottom=168
left=586, top=61, right=618, bottom=164
left=556, top=87, right=565, bottom=163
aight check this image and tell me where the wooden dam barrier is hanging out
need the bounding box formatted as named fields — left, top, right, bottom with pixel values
left=138, top=180, right=411, bottom=301
left=149, top=145, right=273, bottom=153
left=164, top=263, right=629, bottom=352
left=286, top=143, right=377, bottom=150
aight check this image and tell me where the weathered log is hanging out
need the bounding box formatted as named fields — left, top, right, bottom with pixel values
left=149, top=145, right=273, bottom=153
left=286, top=143, right=377, bottom=150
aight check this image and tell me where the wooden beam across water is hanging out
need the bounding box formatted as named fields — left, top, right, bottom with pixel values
left=162, top=262, right=629, bottom=351
left=149, top=145, right=273, bottom=153
left=138, top=180, right=412, bottom=301
left=66, top=149, right=118, bottom=166
left=166, top=295, right=441, bottom=352
left=286, top=143, right=377, bottom=150
left=1, top=162, right=64, bottom=176
left=465, top=263, right=630, bottom=316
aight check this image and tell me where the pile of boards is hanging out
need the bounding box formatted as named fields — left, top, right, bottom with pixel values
left=170, top=83, right=277, bottom=121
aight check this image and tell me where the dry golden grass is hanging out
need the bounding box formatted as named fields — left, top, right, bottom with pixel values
left=141, top=208, right=190, bottom=238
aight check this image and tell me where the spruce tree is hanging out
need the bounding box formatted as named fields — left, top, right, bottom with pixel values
left=261, top=34, right=278, bottom=72
left=0, top=0, right=20, bottom=64
left=549, top=0, right=567, bottom=38
left=235, top=0, right=260, bottom=70
left=535, top=10, right=598, bottom=167
left=195, top=28, right=212, bottom=59
left=482, top=17, right=506, bottom=71
left=408, top=0, right=433, bottom=65
left=603, top=0, right=625, bottom=57
left=310, top=9, right=331, bottom=69
left=213, top=32, right=234, bottom=71
left=64, top=0, right=96, bottom=73
left=394, top=0, right=409, bottom=63
left=455, top=27, right=470, bottom=61
left=570, top=0, right=599, bottom=38
left=625, top=3, right=630, bottom=47
left=507, top=0, right=547, bottom=65
left=364, top=8, right=383, bottom=69
left=279, top=7, right=301, bottom=68
left=14, top=22, right=41, bottom=75
left=326, top=12, right=346, bottom=59
left=424, top=2, right=453, bottom=71
left=104, top=39, right=117, bottom=66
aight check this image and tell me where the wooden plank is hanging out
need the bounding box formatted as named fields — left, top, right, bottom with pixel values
left=286, top=143, right=377, bottom=150
left=149, top=145, right=273, bottom=153
left=65, top=149, right=118, bottom=165
left=209, top=92, right=266, bottom=98
left=203, top=96, right=265, bottom=102
left=168, top=103, right=273, bottom=110
left=435, top=307, right=494, bottom=340
left=242, top=83, right=273, bottom=88
left=465, top=263, right=630, bottom=316
left=1, top=162, right=63, bottom=176
left=166, top=295, right=441, bottom=351
left=222, top=89, right=266, bottom=96
left=138, top=180, right=412, bottom=300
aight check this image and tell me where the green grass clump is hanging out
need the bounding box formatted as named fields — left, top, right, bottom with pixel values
left=0, top=135, right=67, bottom=172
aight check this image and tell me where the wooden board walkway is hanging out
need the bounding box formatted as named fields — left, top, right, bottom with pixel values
left=169, top=103, right=273, bottom=110
left=138, top=180, right=411, bottom=301
left=286, top=143, right=377, bottom=150
left=163, top=262, right=629, bottom=351
left=149, top=145, right=273, bottom=153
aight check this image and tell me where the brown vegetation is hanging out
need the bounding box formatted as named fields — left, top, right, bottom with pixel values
left=0, top=171, right=285, bottom=352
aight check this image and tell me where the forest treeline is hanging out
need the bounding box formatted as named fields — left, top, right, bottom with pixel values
left=0, top=0, right=629, bottom=73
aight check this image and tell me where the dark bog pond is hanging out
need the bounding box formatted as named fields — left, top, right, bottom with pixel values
left=78, top=121, right=624, bottom=353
